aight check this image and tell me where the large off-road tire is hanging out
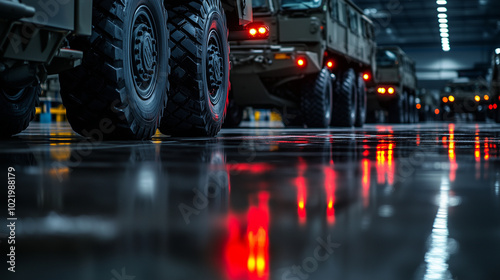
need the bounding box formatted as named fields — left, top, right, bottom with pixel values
left=331, top=68, right=357, bottom=127
left=0, top=83, right=40, bottom=137
left=354, top=75, right=367, bottom=127
left=222, top=98, right=242, bottom=128
left=300, top=68, right=332, bottom=128
left=408, top=94, right=415, bottom=123
left=59, top=0, right=169, bottom=140
left=159, top=0, right=229, bottom=137
left=388, top=92, right=405, bottom=124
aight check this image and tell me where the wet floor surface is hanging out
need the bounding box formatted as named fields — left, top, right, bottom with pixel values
left=1, top=122, right=500, bottom=280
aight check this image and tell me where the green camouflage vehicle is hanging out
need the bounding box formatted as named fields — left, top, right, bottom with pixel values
left=227, top=0, right=377, bottom=128
left=0, top=0, right=252, bottom=138
left=368, top=46, right=418, bottom=124
left=490, top=49, right=500, bottom=123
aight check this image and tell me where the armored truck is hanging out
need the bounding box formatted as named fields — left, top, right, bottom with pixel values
left=367, top=46, right=418, bottom=124
left=0, top=0, right=252, bottom=138
left=440, top=78, right=489, bottom=121
left=490, top=49, right=500, bottom=123
left=227, top=0, right=377, bottom=128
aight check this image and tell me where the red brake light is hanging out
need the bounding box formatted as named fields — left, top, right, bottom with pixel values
left=326, top=60, right=334, bottom=69
left=249, top=28, right=257, bottom=36
left=494, top=104, right=498, bottom=109
left=363, top=73, right=370, bottom=81
left=296, top=58, right=306, bottom=68
left=247, top=23, right=269, bottom=39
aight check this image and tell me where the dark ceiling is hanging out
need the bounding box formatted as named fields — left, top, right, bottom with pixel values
left=354, top=0, right=500, bottom=50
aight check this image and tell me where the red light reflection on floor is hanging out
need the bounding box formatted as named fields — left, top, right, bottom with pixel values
left=224, top=192, right=270, bottom=280
left=376, top=140, right=395, bottom=185
left=296, top=157, right=307, bottom=225
left=361, top=159, right=371, bottom=208
left=324, top=165, right=336, bottom=225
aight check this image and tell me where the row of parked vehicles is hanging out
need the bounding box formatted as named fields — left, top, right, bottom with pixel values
left=227, top=0, right=420, bottom=129
left=3, top=0, right=497, bottom=139
left=437, top=49, right=500, bottom=123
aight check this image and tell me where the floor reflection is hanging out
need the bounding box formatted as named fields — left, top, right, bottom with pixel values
left=1, top=123, right=500, bottom=279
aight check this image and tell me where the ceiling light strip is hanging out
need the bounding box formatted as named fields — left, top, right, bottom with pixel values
left=437, top=0, right=450, bottom=51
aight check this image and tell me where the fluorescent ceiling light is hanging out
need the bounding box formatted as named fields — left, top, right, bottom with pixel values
left=437, top=7, right=447, bottom=12
left=440, top=24, right=448, bottom=28
left=496, top=48, right=500, bottom=54
left=439, top=19, right=448, bottom=23
left=437, top=0, right=447, bottom=4
left=440, top=28, right=449, bottom=33
left=438, top=13, right=448, bottom=18
left=441, top=33, right=449, bottom=37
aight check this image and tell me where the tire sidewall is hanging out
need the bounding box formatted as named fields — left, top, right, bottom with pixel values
left=202, top=6, right=230, bottom=125
left=320, top=68, right=333, bottom=126
left=345, top=70, right=357, bottom=126
left=356, top=75, right=367, bottom=126
left=123, top=0, right=168, bottom=123
left=0, top=86, right=36, bottom=117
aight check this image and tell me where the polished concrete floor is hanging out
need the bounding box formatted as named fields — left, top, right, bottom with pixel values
left=1, top=121, right=500, bottom=280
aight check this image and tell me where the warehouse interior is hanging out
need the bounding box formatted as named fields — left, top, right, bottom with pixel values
left=1, top=1, right=500, bottom=280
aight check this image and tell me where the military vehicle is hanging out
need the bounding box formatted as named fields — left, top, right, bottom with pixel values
left=367, top=46, right=418, bottom=124
left=0, top=0, right=252, bottom=139
left=415, top=88, right=440, bottom=122
left=227, top=0, right=377, bottom=128
left=490, top=49, right=500, bottom=123
left=440, top=78, right=489, bottom=121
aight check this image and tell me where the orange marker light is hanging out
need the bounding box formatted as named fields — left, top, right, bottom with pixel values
left=442, top=97, right=448, bottom=103
left=475, top=95, right=481, bottom=102
left=435, top=109, right=440, bottom=115
left=448, top=95, right=455, bottom=102
left=484, top=95, right=490, bottom=101
left=416, top=104, right=422, bottom=110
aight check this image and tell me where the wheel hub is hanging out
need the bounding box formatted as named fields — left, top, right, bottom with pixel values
left=208, top=44, right=223, bottom=96
left=131, top=7, right=158, bottom=100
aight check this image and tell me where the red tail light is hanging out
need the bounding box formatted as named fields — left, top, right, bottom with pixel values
left=247, top=23, right=270, bottom=39
left=363, top=73, right=371, bottom=81
left=326, top=60, right=335, bottom=69
left=296, top=57, right=307, bottom=68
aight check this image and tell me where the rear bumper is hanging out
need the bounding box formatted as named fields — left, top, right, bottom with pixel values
left=230, top=45, right=321, bottom=77
left=229, top=44, right=321, bottom=108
